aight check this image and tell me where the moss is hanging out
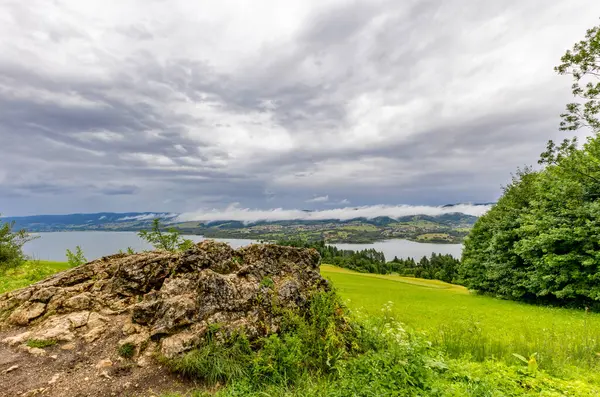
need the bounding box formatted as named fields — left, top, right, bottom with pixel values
left=118, top=342, right=136, bottom=359
left=26, top=339, right=57, bottom=348
left=260, top=277, right=274, bottom=289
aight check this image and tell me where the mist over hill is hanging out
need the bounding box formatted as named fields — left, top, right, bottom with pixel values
left=1, top=203, right=491, bottom=244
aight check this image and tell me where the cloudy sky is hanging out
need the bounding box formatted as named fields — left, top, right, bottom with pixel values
left=1, top=0, right=599, bottom=217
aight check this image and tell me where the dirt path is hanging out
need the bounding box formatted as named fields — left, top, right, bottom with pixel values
left=0, top=328, right=196, bottom=397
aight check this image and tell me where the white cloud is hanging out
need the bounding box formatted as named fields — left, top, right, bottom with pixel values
left=179, top=203, right=491, bottom=223
left=117, top=213, right=178, bottom=221
left=306, top=195, right=329, bottom=203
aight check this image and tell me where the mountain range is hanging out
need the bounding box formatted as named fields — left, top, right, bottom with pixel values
left=2, top=205, right=489, bottom=244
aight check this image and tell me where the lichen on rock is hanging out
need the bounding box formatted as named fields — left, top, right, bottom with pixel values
left=0, top=241, right=326, bottom=361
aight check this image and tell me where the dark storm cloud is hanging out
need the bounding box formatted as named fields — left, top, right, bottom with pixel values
left=0, top=0, right=599, bottom=216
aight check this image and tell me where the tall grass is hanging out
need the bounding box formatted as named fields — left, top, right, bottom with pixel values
left=163, top=289, right=446, bottom=396
left=1, top=261, right=598, bottom=395
left=432, top=315, right=600, bottom=374
left=321, top=265, right=600, bottom=376
left=161, top=291, right=600, bottom=397
left=0, top=260, right=75, bottom=295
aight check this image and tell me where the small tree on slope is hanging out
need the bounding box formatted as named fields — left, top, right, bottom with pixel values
left=0, top=215, right=37, bottom=273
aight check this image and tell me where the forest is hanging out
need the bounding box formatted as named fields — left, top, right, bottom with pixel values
left=277, top=239, right=461, bottom=284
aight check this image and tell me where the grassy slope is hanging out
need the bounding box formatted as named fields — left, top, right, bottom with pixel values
left=0, top=261, right=74, bottom=295
left=5, top=261, right=600, bottom=373
left=2, top=261, right=600, bottom=395
left=321, top=264, right=600, bottom=376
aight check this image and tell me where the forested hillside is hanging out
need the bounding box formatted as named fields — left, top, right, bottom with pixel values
left=2, top=212, right=480, bottom=244
left=460, top=25, right=600, bottom=309
left=279, top=239, right=462, bottom=284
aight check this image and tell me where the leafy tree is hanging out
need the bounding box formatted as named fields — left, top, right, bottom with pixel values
left=555, top=24, right=600, bottom=133
left=277, top=239, right=461, bottom=283
left=138, top=218, right=194, bottom=252
left=460, top=22, right=600, bottom=308
left=66, top=245, right=87, bottom=267
left=0, top=215, right=37, bottom=273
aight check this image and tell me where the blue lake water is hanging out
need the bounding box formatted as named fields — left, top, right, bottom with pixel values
left=22, top=231, right=463, bottom=263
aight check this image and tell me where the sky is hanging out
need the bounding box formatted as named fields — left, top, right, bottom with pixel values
left=1, top=0, right=599, bottom=217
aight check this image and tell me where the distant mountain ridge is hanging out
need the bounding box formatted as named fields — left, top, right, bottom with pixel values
left=1, top=209, right=486, bottom=244
left=1, top=212, right=177, bottom=232
left=1, top=211, right=482, bottom=231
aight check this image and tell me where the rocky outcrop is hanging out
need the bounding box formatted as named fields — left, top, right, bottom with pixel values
left=0, top=241, right=325, bottom=361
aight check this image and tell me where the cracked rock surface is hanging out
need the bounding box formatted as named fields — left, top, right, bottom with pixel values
left=0, top=241, right=326, bottom=397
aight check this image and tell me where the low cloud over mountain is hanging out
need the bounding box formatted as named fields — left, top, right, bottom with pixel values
left=179, top=203, right=492, bottom=223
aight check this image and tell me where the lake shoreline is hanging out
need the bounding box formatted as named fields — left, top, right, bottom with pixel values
left=32, top=229, right=464, bottom=245
left=24, top=231, right=463, bottom=263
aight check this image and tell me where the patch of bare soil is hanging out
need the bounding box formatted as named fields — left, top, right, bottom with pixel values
left=0, top=322, right=197, bottom=397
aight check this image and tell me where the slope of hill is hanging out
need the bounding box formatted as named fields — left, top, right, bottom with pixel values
left=1, top=212, right=177, bottom=232
left=178, top=214, right=478, bottom=243
left=2, top=211, right=481, bottom=243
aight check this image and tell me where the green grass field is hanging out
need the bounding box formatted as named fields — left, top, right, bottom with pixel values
left=3, top=260, right=600, bottom=394
left=320, top=264, right=600, bottom=377
left=416, top=233, right=453, bottom=241
left=340, top=224, right=380, bottom=232
left=0, top=260, right=73, bottom=295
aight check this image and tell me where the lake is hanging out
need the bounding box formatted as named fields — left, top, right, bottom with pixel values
left=22, top=231, right=463, bottom=263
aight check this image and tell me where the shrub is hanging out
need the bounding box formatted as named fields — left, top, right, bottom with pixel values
left=164, top=289, right=443, bottom=396
left=65, top=246, right=87, bottom=267
left=460, top=23, right=600, bottom=309
left=0, top=216, right=37, bottom=273
left=168, top=332, right=252, bottom=385
left=138, top=219, right=194, bottom=252
left=259, top=276, right=274, bottom=289
left=118, top=342, right=136, bottom=359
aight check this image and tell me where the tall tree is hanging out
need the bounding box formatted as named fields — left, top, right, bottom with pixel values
left=461, top=22, right=600, bottom=309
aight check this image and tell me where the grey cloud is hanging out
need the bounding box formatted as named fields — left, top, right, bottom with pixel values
left=100, top=185, right=140, bottom=196
left=0, top=0, right=598, bottom=216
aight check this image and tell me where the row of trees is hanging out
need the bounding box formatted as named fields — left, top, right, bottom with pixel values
left=460, top=24, right=600, bottom=309
left=389, top=253, right=461, bottom=284
left=277, top=239, right=461, bottom=283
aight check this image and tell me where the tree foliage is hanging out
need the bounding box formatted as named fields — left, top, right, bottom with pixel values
left=277, top=239, right=461, bottom=283
left=66, top=245, right=87, bottom=267
left=0, top=215, right=37, bottom=273
left=389, top=253, right=461, bottom=284
left=138, top=218, right=194, bottom=252
left=460, top=23, right=600, bottom=308
left=555, top=24, right=600, bottom=133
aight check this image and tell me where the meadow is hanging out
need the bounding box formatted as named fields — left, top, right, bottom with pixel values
left=321, top=265, right=600, bottom=378
left=0, top=260, right=72, bottom=295
left=4, top=261, right=600, bottom=376
left=3, top=260, right=600, bottom=395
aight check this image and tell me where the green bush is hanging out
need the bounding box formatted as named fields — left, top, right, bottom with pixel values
left=65, top=245, right=87, bottom=267
left=0, top=216, right=37, bottom=273
left=168, top=331, right=252, bottom=384
left=118, top=342, right=136, bottom=359
left=164, top=289, right=444, bottom=395
left=138, top=219, right=194, bottom=252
